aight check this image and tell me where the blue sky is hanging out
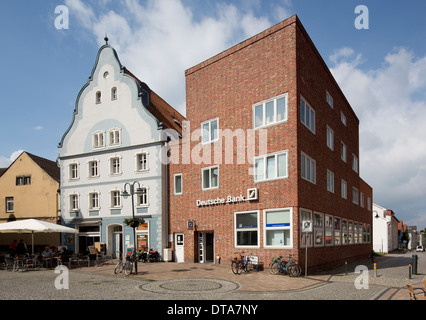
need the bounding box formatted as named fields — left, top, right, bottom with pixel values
left=1, top=0, right=426, bottom=229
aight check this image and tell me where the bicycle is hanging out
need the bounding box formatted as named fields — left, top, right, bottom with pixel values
left=113, top=252, right=134, bottom=275
left=269, top=254, right=301, bottom=277
left=231, top=252, right=254, bottom=275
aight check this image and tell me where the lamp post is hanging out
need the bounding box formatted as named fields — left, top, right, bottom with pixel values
left=121, top=181, right=144, bottom=275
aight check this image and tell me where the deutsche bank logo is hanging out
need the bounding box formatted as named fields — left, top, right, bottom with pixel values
left=247, top=188, right=258, bottom=201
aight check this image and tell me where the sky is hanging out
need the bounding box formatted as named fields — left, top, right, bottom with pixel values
left=0, top=0, right=426, bottom=229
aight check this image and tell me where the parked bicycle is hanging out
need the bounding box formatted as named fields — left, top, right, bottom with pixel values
left=231, top=252, right=254, bottom=275
left=269, top=254, right=301, bottom=277
left=113, top=251, right=134, bottom=275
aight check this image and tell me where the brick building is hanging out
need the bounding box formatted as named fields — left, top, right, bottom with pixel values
left=168, top=15, right=373, bottom=272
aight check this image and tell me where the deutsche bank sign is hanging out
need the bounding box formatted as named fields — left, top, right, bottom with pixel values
left=196, top=188, right=258, bottom=207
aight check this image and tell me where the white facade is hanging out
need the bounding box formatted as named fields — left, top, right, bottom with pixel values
left=372, top=204, right=399, bottom=253
left=58, top=44, right=179, bottom=256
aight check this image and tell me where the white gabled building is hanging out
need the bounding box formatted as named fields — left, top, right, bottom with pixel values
left=372, top=203, right=399, bottom=253
left=58, top=40, right=184, bottom=257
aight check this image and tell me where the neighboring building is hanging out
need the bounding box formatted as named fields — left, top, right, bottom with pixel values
left=169, top=15, right=373, bottom=272
left=372, top=204, right=399, bottom=253
left=407, top=226, right=419, bottom=250
left=0, top=151, right=60, bottom=250
left=58, top=40, right=184, bottom=256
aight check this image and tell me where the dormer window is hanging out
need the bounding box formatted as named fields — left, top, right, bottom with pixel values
left=109, top=128, right=121, bottom=146
left=96, top=91, right=102, bottom=104
left=111, top=87, right=117, bottom=100
left=93, top=131, right=105, bottom=149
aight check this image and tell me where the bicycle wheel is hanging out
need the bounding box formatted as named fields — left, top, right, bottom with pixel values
left=231, top=260, right=241, bottom=275
left=269, top=261, right=281, bottom=275
left=288, top=263, right=302, bottom=277
left=114, top=261, right=123, bottom=274
left=245, top=260, right=254, bottom=272
left=124, top=261, right=133, bottom=275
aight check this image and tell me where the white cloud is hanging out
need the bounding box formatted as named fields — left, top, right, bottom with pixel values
left=64, top=0, right=290, bottom=115
left=0, top=150, right=24, bottom=168
left=330, top=47, right=426, bottom=227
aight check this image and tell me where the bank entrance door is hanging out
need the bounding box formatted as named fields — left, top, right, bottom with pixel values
left=174, top=233, right=184, bottom=263
left=198, top=232, right=214, bottom=263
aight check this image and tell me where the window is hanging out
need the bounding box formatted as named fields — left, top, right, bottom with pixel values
left=96, top=91, right=101, bottom=104
left=201, top=118, right=219, bottom=144
left=358, top=222, right=363, bottom=243
left=360, top=192, right=365, bottom=208
left=341, top=142, right=347, bottom=162
left=110, top=157, right=121, bottom=175
left=367, top=197, right=372, bottom=211
left=5, top=197, right=14, bottom=213
left=253, top=94, right=288, bottom=129
left=69, top=163, right=79, bottom=180
left=348, top=221, right=354, bottom=244
left=352, top=187, right=359, bottom=205
left=16, top=176, right=31, bottom=186
left=235, top=211, right=259, bottom=247
left=354, top=222, right=359, bottom=244
left=254, top=151, right=288, bottom=182
left=70, top=194, right=79, bottom=211
left=363, top=224, right=371, bottom=243
left=111, top=191, right=121, bottom=208
left=137, top=187, right=148, bottom=206
left=300, top=96, right=315, bottom=133
left=342, top=219, right=348, bottom=245
left=352, top=154, right=359, bottom=173
left=341, top=112, right=347, bottom=126
left=327, top=170, right=334, bottom=193
left=111, top=87, right=117, bottom=100
left=341, top=180, right=347, bottom=199
left=109, top=129, right=120, bottom=146
left=300, top=209, right=313, bottom=248
left=89, top=192, right=100, bottom=210
left=136, top=153, right=148, bottom=172
left=264, top=209, right=292, bottom=248
left=174, top=174, right=182, bottom=195
left=326, top=126, right=334, bottom=150
left=301, top=152, right=316, bottom=184
left=93, top=131, right=105, bottom=149
left=326, top=91, right=333, bottom=108
left=202, top=166, right=219, bottom=190
left=88, top=161, right=99, bottom=178
left=325, top=215, right=334, bottom=246
left=334, top=217, right=341, bottom=245
left=314, top=212, right=324, bottom=247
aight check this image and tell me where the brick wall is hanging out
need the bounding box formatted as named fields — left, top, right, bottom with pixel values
left=168, top=15, right=373, bottom=273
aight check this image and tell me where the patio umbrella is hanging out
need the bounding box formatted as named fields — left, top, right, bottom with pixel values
left=0, top=219, right=78, bottom=254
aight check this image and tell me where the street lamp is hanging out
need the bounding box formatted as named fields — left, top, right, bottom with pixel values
left=121, top=181, right=144, bottom=275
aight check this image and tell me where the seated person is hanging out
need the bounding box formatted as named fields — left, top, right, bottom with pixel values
left=41, top=246, right=54, bottom=258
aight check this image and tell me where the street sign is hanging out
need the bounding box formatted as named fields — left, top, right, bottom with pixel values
left=302, top=220, right=313, bottom=233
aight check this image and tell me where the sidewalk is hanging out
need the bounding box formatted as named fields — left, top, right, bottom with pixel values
left=75, top=260, right=330, bottom=293
left=72, top=253, right=425, bottom=300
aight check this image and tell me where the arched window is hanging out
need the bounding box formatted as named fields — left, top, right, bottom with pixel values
left=111, top=87, right=117, bottom=100
left=96, top=91, right=102, bottom=104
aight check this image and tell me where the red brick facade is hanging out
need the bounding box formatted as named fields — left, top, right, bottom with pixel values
left=168, top=15, right=372, bottom=273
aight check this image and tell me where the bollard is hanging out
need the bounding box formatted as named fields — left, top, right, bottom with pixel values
left=345, top=261, right=348, bottom=275
left=409, top=264, right=412, bottom=279
left=374, top=263, right=377, bottom=277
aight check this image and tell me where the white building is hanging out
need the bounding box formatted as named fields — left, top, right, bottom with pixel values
left=58, top=40, right=184, bottom=256
left=372, top=204, right=399, bottom=253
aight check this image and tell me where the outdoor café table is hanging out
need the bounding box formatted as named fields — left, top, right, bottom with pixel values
left=13, top=256, right=25, bottom=272
left=42, top=257, right=52, bottom=268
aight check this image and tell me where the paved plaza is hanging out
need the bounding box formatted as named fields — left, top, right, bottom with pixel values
left=0, top=251, right=424, bottom=301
